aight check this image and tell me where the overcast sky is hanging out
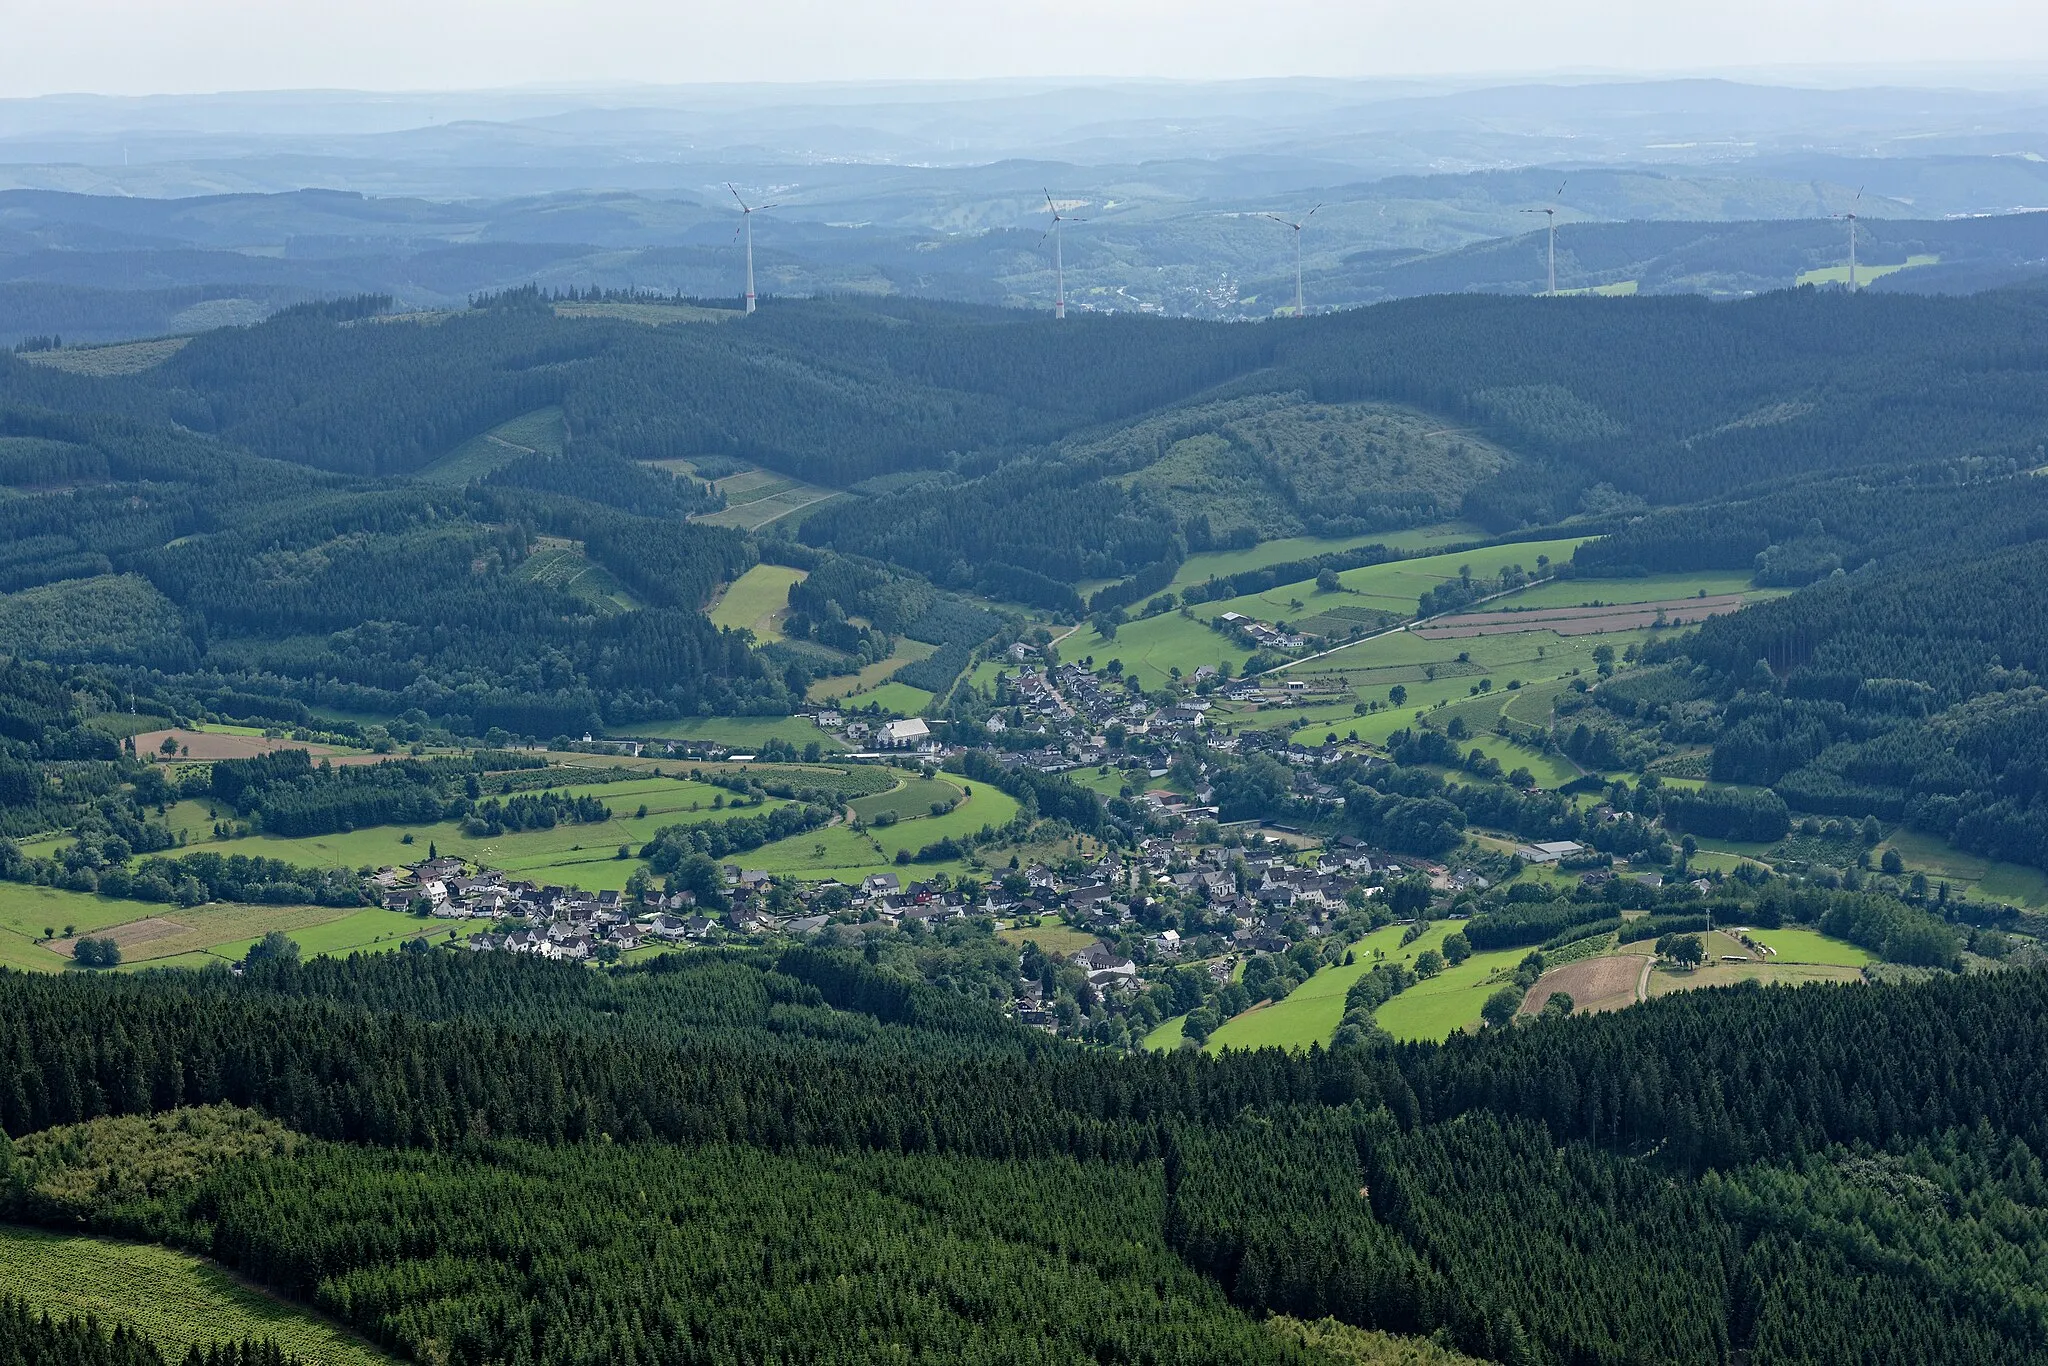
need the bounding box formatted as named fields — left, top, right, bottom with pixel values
left=3, top=0, right=2044, bottom=98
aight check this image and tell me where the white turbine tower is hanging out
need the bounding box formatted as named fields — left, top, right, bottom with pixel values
left=1522, top=181, right=1566, bottom=296
left=728, top=183, right=779, bottom=315
left=1833, top=188, right=1863, bottom=290
left=1261, top=204, right=1321, bottom=316
left=1042, top=190, right=1086, bottom=319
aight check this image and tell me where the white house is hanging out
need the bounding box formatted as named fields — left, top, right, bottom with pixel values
left=877, top=718, right=932, bottom=749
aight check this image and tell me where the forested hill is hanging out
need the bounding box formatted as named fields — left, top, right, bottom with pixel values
left=12, top=947, right=2048, bottom=1363
left=7, top=283, right=2048, bottom=733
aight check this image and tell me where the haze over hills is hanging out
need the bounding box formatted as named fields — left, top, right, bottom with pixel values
left=6, top=75, right=2048, bottom=342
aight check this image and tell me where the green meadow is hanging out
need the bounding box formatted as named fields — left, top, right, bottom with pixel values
left=617, top=714, right=847, bottom=751
left=709, top=563, right=806, bottom=641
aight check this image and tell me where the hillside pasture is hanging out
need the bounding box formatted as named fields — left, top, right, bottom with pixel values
left=516, top=542, right=642, bottom=614
left=709, top=563, right=806, bottom=642
left=621, top=714, right=847, bottom=752
left=807, top=639, right=938, bottom=702
left=1412, top=593, right=1748, bottom=638
left=850, top=775, right=964, bottom=823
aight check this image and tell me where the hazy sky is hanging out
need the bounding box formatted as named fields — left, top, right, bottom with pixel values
left=3, top=0, right=2044, bottom=97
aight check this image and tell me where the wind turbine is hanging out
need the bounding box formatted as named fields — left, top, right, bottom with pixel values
left=1262, top=204, right=1321, bottom=316
left=1042, top=190, right=1086, bottom=319
left=1833, top=189, right=1863, bottom=290
left=1523, top=181, right=1566, bottom=296
left=728, top=183, right=779, bottom=315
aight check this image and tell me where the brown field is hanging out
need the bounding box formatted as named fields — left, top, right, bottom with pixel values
left=1415, top=594, right=1748, bottom=639
left=50, top=917, right=191, bottom=959
left=135, top=730, right=382, bottom=764
left=1521, top=953, right=1649, bottom=1016
left=1647, top=960, right=1863, bottom=997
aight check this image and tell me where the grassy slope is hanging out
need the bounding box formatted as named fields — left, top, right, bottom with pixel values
left=0, top=1225, right=395, bottom=1365
left=417, top=406, right=565, bottom=484
left=1491, top=571, right=1761, bottom=610
left=618, top=715, right=847, bottom=751
left=708, top=563, right=806, bottom=642
left=807, top=639, right=938, bottom=702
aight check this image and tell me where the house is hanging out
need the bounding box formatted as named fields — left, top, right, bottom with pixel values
left=877, top=718, right=932, bottom=749
left=649, top=913, right=691, bottom=941
left=784, top=914, right=831, bottom=936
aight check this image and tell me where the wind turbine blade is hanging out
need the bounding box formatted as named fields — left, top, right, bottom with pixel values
left=1306, top=204, right=1322, bottom=219
left=1261, top=213, right=1292, bottom=226
left=1556, top=180, right=1567, bottom=198
left=728, top=183, right=750, bottom=213
left=1046, top=189, right=1058, bottom=214
left=758, top=203, right=781, bottom=212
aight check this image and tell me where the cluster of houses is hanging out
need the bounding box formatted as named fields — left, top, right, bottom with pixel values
left=1216, top=611, right=1309, bottom=652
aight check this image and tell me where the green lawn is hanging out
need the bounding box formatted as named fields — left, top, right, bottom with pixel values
left=205, top=908, right=472, bottom=963
left=735, top=783, right=1019, bottom=882
left=1058, top=612, right=1242, bottom=691
left=1744, top=926, right=1875, bottom=968
left=0, top=1225, right=395, bottom=1364
left=709, top=563, right=806, bottom=642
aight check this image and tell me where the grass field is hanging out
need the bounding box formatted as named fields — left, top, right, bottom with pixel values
left=1875, top=828, right=2048, bottom=911
left=0, top=1225, right=394, bottom=1364
left=709, top=563, right=806, bottom=642
left=730, top=782, right=1020, bottom=882
left=808, top=639, right=938, bottom=703
left=860, top=681, right=936, bottom=717
left=1166, top=523, right=1485, bottom=595
left=1795, top=253, right=1939, bottom=288
left=850, top=775, right=963, bottom=823
left=1373, top=940, right=1531, bottom=1042
left=1647, top=959, right=1863, bottom=996
left=1058, top=611, right=1239, bottom=690
left=1744, top=926, right=1875, bottom=967
left=619, top=714, right=847, bottom=752
left=417, top=407, right=566, bottom=484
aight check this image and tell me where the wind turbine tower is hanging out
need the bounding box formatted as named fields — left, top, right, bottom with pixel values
left=1042, top=191, right=1086, bottom=319
left=1834, top=189, right=1863, bottom=290
left=728, top=183, right=779, bottom=315
left=1262, top=205, right=1321, bottom=316
left=1523, top=182, right=1566, bottom=296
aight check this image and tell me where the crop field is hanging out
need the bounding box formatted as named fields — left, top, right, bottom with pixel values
left=1413, top=593, right=1748, bottom=638
left=0, top=1226, right=395, bottom=1364
left=516, top=542, right=642, bottom=614
left=1494, top=572, right=1761, bottom=611
left=808, top=639, right=937, bottom=702
left=694, top=466, right=843, bottom=531
left=1519, top=953, right=1647, bottom=1016
left=620, top=714, right=847, bottom=752
left=709, top=563, right=806, bottom=641
left=1795, top=253, right=1939, bottom=288
left=134, top=728, right=376, bottom=763
left=416, top=406, right=566, bottom=484
left=17, top=335, right=192, bottom=376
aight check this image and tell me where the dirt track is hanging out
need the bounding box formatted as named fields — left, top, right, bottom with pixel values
left=1414, top=594, right=1749, bottom=639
